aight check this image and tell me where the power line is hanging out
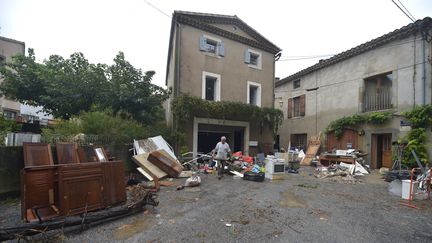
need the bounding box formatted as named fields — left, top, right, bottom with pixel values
left=391, top=0, right=416, bottom=22
left=397, top=0, right=416, bottom=21
left=275, top=60, right=428, bottom=93
left=278, top=54, right=335, bottom=61
left=277, top=37, right=423, bottom=63
left=142, top=0, right=172, bottom=19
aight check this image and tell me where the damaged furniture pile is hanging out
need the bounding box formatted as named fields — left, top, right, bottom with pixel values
left=132, top=136, right=185, bottom=189
left=0, top=142, right=158, bottom=241
left=316, top=149, right=370, bottom=182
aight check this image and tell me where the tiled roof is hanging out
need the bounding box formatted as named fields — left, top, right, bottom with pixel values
left=275, top=17, right=432, bottom=87
left=173, top=11, right=282, bottom=54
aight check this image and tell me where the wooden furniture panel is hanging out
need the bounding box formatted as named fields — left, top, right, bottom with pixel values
left=58, top=163, right=105, bottom=216
left=21, top=166, right=57, bottom=220
left=319, top=155, right=356, bottom=166
left=301, top=137, right=321, bottom=166
left=56, top=142, right=80, bottom=164
left=326, top=129, right=358, bottom=151
left=102, top=161, right=126, bottom=206
left=147, top=150, right=183, bottom=177
left=23, top=142, right=53, bottom=167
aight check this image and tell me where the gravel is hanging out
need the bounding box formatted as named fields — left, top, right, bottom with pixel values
left=1, top=166, right=432, bottom=242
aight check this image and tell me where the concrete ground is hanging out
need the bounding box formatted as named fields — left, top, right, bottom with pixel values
left=1, top=166, right=432, bottom=243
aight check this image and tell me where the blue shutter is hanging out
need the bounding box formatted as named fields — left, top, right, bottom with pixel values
left=199, top=35, right=207, bottom=51
left=244, top=50, right=250, bottom=63
left=218, top=42, right=225, bottom=57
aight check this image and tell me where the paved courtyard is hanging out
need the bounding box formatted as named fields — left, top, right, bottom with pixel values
left=1, top=167, right=432, bottom=243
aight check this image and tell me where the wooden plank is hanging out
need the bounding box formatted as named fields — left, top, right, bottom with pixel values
left=132, top=153, right=168, bottom=179
left=300, top=136, right=321, bottom=166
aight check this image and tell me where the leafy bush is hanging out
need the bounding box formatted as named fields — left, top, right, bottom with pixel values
left=402, top=105, right=432, bottom=128
left=0, top=114, right=21, bottom=145
left=42, top=110, right=150, bottom=144
left=401, top=105, right=432, bottom=167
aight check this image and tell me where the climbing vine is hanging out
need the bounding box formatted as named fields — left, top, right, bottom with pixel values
left=326, top=112, right=393, bottom=139
left=401, top=105, right=432, bottom=167
left=171, top=95, right=284, bottom=146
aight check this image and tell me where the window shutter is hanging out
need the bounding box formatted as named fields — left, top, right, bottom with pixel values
left=300, top=94, right=306, bottom=116
left=199, top=35, right=207, bottom=51
left=244, top=50, right=250, bottom=64
left=218, top=42, right=225, bottom=56
left=287, top=98, right=293, bottom=118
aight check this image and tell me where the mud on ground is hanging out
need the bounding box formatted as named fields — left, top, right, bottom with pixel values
left=1, top=166, right=432, bottom=243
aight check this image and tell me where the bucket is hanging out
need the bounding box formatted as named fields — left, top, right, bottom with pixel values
left=401, top=179, right=417, bottom=200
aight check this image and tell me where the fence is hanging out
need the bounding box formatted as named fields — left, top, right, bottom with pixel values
left=5, top=133, right=41, bottom=146
left=362, top=91, right=392, bottom=112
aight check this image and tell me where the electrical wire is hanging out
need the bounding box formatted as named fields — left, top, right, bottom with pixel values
left=391, top=0, right=416, bottom=22
left=277, top=37, right=424, bottom=62
left=397, top=0, right=416, bottom=21
left=274, top=60, right=429, bottom=94
left=142, top=0, right=172, bottom=19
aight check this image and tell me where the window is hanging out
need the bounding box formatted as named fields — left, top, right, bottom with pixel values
left=202, top=71, right=221, bottom=101
left=244, top=49, right=262, bottom=69
left=247, top=81, right=261, bottom=107
left=362, top=72, right=392, bottom=112
left=3, top=110, right=17, bottom=120
left=293, top=79, right=301, bottom=89
left=290, top=133, right=307, bottom=150
left=199, top=35, right=225, bottom=57
left=287, top=95, right=305, bottom=118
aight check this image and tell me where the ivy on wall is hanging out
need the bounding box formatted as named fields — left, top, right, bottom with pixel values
left=171, top=95, right=284, bottom=147
left=325, top=112, right=393, bottom=139
left=401, top=105, right=432, bottom=167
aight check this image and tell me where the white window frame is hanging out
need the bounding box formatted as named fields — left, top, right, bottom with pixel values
left=247, top=49, right=262, bottom=70
left=202, top=34, right=222, bottom=56
left=247, top=81, right=261, bottom=107
left=202, top=71, right=221, bottom=101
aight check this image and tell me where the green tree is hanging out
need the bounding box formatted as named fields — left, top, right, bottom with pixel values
left=103, top=52, right=169, bottom=124
left=0, top=49, right=168, bottom=124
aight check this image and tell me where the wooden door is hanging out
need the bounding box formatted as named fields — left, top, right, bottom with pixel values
left=382, top=134, right=392, bottom=168
left=371, top=134, right=378, bottom=169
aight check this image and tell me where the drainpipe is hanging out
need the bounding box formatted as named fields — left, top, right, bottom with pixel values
left=422, top=32, right=427, bottom=105
left=175, top=23, right=181, bottom=97
left=273, top=52, right=282, bottom=109
left=413, top=34, right=417, bottom=107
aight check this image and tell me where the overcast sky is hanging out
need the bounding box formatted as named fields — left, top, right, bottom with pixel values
left=1, top=0, right=431, bottom=87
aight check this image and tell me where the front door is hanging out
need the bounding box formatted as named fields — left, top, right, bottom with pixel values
left=371, top=133, right=392, bottom=169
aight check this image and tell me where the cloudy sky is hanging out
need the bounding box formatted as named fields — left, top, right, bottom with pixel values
left=1, top=0, right=431, bottom=87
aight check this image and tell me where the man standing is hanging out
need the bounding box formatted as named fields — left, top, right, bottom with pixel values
left=212, top=136, right=231, bottom=179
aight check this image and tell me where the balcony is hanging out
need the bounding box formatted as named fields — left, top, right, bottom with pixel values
left=362, top=90, right=392, bottom=112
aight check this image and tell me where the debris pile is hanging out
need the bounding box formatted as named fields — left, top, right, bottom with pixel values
left=315, top=150, right=369, bottom=183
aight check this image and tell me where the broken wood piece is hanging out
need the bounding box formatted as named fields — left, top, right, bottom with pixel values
left=133, top=153, right=168, bottom=180
left=300, top=136, right=321, bottom=166
left=147, top=149, right=183, bottom=177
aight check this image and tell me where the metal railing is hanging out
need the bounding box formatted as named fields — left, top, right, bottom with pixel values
left=362, top=91, right=392, bottom=112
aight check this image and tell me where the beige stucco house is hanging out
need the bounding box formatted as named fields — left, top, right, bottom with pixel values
left=165, top=11, right=281, bottom=155
left=275, top=17, right=432, bottom=169
left=0, top=36, right=25, bottom=119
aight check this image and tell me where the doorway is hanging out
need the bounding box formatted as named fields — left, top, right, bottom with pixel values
left=198, top=131, right=231, bottom=154
left=371, top=133, right=392, bottom=169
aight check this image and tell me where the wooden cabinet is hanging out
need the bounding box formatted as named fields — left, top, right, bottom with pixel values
left=102, top=161, right=126, bottom=206
left=58, top=163, right=105, bottom=216
left=21, top=161, right=126, bottom=221
left=21, top=166, right=57, bottom=220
